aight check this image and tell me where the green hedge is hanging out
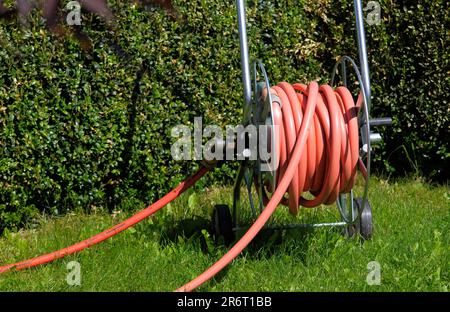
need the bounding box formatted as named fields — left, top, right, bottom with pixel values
left=0, top=0, right=448, bottom=231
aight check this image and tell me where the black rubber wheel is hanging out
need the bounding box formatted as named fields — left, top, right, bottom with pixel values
left=211, top=204, right=235, bottom=246
left=353, top=197, right=373, bottom=240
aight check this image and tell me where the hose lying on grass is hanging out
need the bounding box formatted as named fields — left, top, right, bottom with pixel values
left=0, top=167, right=208, bottom=274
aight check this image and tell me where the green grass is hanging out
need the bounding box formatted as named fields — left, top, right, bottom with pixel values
left=0, top=177, right=448, bottom=292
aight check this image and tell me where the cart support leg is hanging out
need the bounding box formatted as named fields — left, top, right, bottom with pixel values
left=232, top=164, right=246, bottom=228
left=236, top=0, right=252, bottom=106
left=354, top=0, right=372, bottom=113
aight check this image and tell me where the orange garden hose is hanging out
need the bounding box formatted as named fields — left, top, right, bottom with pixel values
left=0, top=167, right=209, bottom=274
left=0, top=81, right=364, bottom=293
left=177, top=81, right=363, bottom=291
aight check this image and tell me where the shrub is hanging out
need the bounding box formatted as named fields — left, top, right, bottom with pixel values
left=0, top=0, right=448, bottom=231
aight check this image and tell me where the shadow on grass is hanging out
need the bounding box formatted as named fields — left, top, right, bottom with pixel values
left=143, top=214, right=348, bottom=286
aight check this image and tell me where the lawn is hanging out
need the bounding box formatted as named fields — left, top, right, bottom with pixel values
left=0, top=177, right=448, bottom=291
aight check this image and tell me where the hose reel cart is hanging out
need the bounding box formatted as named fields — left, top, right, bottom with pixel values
left=210, top=0, right=392, bottom=246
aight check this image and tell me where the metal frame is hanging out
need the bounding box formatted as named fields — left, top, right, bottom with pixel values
left=236, top=0, right=371, bottom=110
left=232, top=0, right=373, bottom=232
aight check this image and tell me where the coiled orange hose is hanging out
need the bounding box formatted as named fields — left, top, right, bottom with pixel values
left=177, top=81, right=363, bottom=291
left=268, top=82, right=361, bottom=213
